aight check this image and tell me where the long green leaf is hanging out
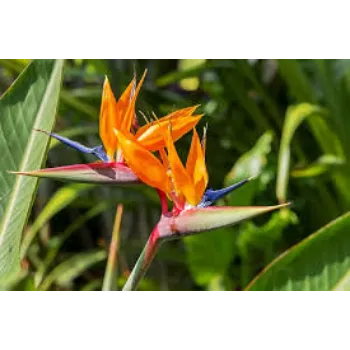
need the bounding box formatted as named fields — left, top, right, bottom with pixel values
left=39, top=250, right=106, bottom=291
left=246, top=212, right=350, bottom=291
left=34, top=202, right=108, bottom=286
left=276, top=103, right=327, bottom=203
left=0, top=59, right=98, bottom=120
left=20, top=183, right=94, bottom=259
left=0, top=59, right=64, bottom=278
left=278, top=60, right=344, bottom=160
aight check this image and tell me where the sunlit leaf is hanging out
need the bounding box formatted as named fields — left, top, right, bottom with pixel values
left=247, top=211, right=350, bottom=291
left=0, top=59, right=64, bottom=278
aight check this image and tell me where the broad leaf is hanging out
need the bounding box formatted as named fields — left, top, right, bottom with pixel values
left=0, top=59, right=64, bottom=278
left=237, top=209, right=298, bottom=288
left=246, top=211, right=350, bottom=291
left=184, top=228, right=236, bottom=289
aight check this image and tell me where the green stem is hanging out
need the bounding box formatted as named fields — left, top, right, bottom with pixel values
left=102, top=204, right=124, bottom=291
left=122, top=229, right=161, bottom=291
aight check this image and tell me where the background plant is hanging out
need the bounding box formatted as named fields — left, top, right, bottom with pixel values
left=0, top=59, right=349, bottom=291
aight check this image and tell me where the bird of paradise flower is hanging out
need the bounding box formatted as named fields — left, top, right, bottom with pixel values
left=13, top=71, right=289, bottom=291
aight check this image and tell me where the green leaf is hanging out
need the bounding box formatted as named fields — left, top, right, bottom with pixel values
left=34, top=202, right=108, bottom=286
left=0, top=59, right=99, bottom=120
left=246, top=211, right=350, bottom=291
left=276, top=103, right=327, bottom=203
left=0, top=59, right=64, bottom=278
left=184, top=228, right=235, bottom=289
left=80, top=279, right=103, bottom=291
left=39, top=250, right=106, bottom=291
left=225, top=131, right=274, bottom=206
left=0, top=270, right=29, bottom=291
left=277, top=59, right=315, bottom=102
left=291, top=154, right=344, bottom=178
left=237, top=209, right=298, bottom=288
left=235, top=60, right=281, bottom=128
left=278, top=60, right=344, bottom=152
left=20, top=183, right=94, bottom=259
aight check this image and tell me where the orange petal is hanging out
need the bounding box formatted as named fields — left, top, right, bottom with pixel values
left=136, top=111, right=203, bottom=151
left=166, top=126, right=197, bottom=206
left=114, top=129, right=170, bottom=194
left=159, top=148, right=169, bottom=171
left=121, top=70, right=147, bottom=133
left=186, top=129, right=208, bottom=204
left=154, top=105, right=199, bottom=123
left=99, top=76, right=135, bottom=159
left=136, top=106, right=198, bottom=138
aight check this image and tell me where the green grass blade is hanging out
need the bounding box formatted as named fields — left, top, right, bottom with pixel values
left=0, top=59, right=64, bottom=278
left=34, top=202, right=108, bottom=287
left=246, top=212, right=350, bottom=290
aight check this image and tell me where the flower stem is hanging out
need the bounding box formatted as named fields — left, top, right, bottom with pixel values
left=122, top=228, right=160, bottom=291
left=102, top=203, right=124, bottom=291
left=157, top=189, right=168, bottom=214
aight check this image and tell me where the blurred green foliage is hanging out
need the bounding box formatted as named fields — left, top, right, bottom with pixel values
left=1, top=59, right=350, bottom=290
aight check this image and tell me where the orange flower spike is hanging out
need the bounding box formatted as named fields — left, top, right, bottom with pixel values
left=136, top=106, right=203, bottom=151
left=121, top=70, right=147, bottom=133
left=99, top=76, right=136, bottom=160
left=165, top=126, right=197, bottom=206
left=186, top=129, right=209, bottom=204
left=114, top=129, right=171, bottom=194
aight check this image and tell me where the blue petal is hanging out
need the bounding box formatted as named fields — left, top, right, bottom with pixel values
left=198, top=178, right=253, bottom=207
left=35, top=129, right=110, bottom=162
left=91, top=145, right=110, bottom=162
